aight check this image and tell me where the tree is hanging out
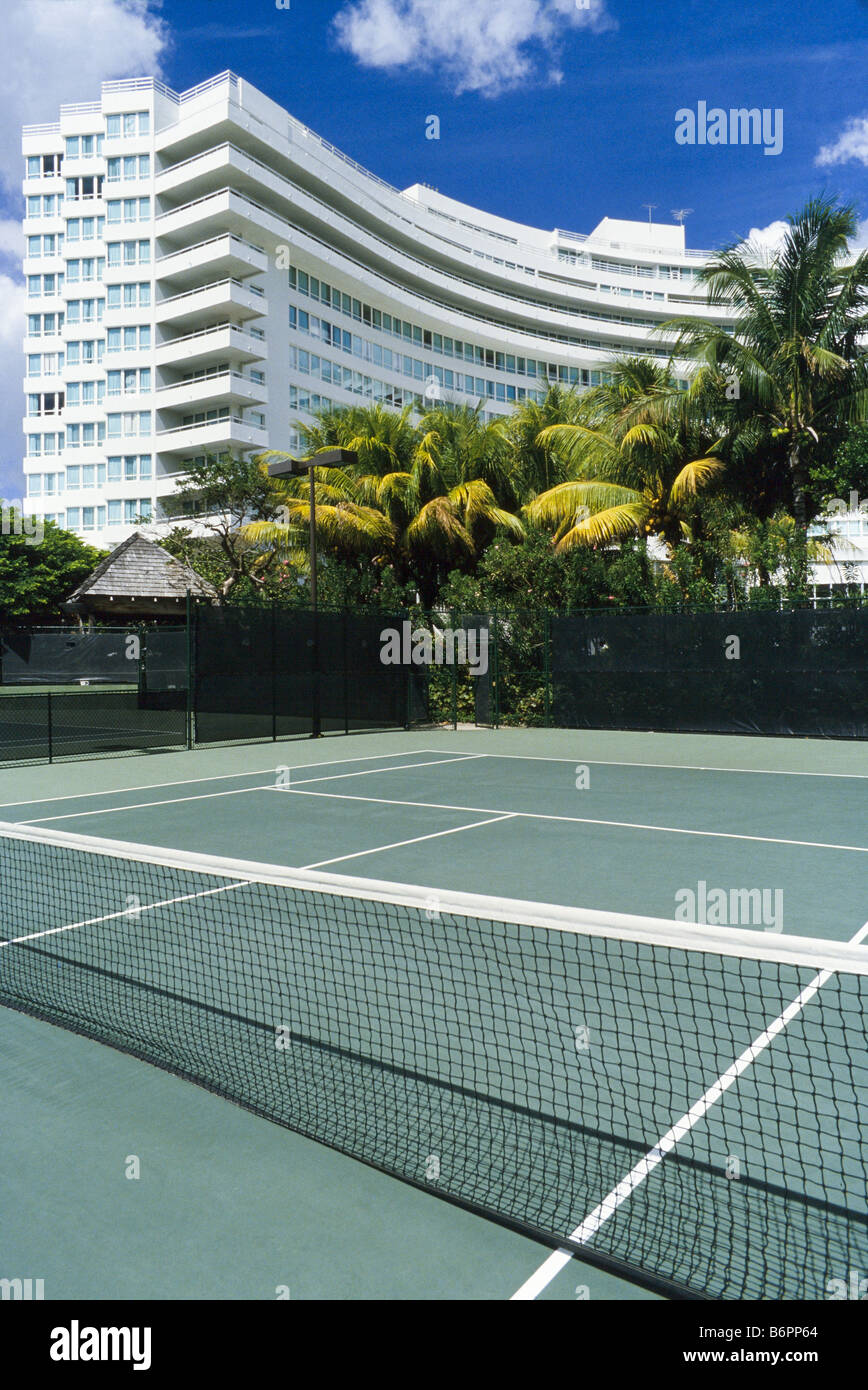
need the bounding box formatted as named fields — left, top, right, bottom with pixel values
left=665, top=196, right=868, bottom=581
left=0, top=515, right=105, bottom=623
left=505, top=382, right=585, bottom=501
left=525, top=357, right=726, bottom=551
left=170, top=452, right=288, bottom=602
left=249, top=403, right=524, bottom=607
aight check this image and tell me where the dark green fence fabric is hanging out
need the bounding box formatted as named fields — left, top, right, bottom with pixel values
left=0, top=629, right=140, bottom=686
left=549, top=608, right=868, bottom=738
left=192, top=607, right=423, bottom=746
left=1, top=604, right=864, bottom=766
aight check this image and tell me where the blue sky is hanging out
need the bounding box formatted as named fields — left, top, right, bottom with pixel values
left=1, top=0, right=867, bottom=498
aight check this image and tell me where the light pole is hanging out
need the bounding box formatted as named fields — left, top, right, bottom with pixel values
left=267, top=447, right=358, bottom=737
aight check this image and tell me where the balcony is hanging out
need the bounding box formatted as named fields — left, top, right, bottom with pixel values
left=155, top=188, right=287, bottom=247
left=154, top=277, right=267, bottom=331
left=154, top=323, right=268, bottom=370
left=154, top=414, right=268, bottom=457
left=155, top=370, right=268, bottom=412
left=155, top=233, right=268, bottom=290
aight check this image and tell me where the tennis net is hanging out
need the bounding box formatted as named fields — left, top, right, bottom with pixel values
left=1, top=819, right=866, bottom=1300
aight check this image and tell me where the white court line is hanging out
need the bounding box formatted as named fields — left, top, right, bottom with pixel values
left=510, top=915, right=868, bottom=1301
left=418, top=749, right=868, bottom=780
left=17, top=755, right=485, bottom=827
left=0, top=880, right=247, bottom=948
left=284, top=753, right=486, bottom=787
left=0, top=747, right=456, bottom=810
left=18, top=785, right=274, bottom=825
left=267, top=786, right=868, bottom=855
left=302, top=813, right=517, bottom=870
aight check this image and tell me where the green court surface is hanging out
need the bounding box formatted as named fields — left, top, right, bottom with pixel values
left=0, top=726, right=866, bottom=1300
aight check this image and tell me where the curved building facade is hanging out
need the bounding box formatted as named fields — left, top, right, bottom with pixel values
left=21, top=70, right=732, bottom=547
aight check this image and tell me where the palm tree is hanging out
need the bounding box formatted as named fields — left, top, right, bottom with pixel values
left=524, top=357, right=725, bottom=551
left=664, top=196, right=868, bottom=579
left=248, top=402, right=523, bottom=605
left=506, top=382, right=585, bottom=502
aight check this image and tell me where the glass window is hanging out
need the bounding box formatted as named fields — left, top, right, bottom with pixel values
left=82, top=507, right=95, bottom=529
left=107, top=157, right=121, bottom=181
left=124, top=500, right=137, bottom=523
left=139, top=499, right=152, bottom=520
left=139, top=455, right=152, bottom=478
left=82, top=465, right=95, bottom=488
left=138, top=112, right=150, bottom=135
left=107, top=456, right=122, bottom=481
left=124, top=456, right=137, bottom=480
left=106, top=115, right=120, bottom=138
left=107, top=200, right=121, bottom=223
left=67, top=506, right=80, bottom=528
left=67, top=465, right=80, bottom=488
left=108, top=499, right=122, bottom=524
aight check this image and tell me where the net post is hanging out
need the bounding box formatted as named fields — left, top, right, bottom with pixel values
left=185, top=590, right=194, bottom=751
left=493, top=609, right=500, bottom=730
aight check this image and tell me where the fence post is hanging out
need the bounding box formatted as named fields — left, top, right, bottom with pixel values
left=343, top=607, right=350, bottom=736
left=493, top=609, right=500, bottom=730
left=185, top=590, right=194, bottom=750
left=544, top=610, right=552, bottom=726
left=451, top=611, right=458, bottom=731
left=270, top=601, right=277, bottom=742
left=47, top=692, right=53, bottom=764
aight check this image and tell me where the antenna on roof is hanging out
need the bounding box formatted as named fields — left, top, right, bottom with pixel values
left=641, top=203, right=658, bottom=224
left=671, top=208, right=694, bottom=225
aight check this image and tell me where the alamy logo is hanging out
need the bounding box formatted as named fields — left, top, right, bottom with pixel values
left=1, top=503, right=43, bottom=546
left=380, top=621, right=489, bottom=676
left=675, top=102, right=783, bottom=156
left=675, top=880, right=783, bottom=932
left=50, top=1321, right=152, bottom=1371
left=826, top=1269, right=868, bottom=1300
left=0, top=1277, right=44, bottom=1300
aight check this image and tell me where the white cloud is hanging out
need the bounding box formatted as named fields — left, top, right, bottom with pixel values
left=742, top=219, right=789, bottom=254
left=332, top=0, right=613, bottom=97
left=0, top=0, right=168, bottom=196
left=816, top=115, right=868, bottom=168
left=852, top=218, right=868, bottom=251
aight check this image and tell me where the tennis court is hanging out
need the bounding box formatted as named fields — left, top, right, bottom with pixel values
left=1, top=725, right=866, bottom=1300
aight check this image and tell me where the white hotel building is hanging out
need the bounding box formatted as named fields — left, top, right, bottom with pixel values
left=20, top=69, right=865, bottom=594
